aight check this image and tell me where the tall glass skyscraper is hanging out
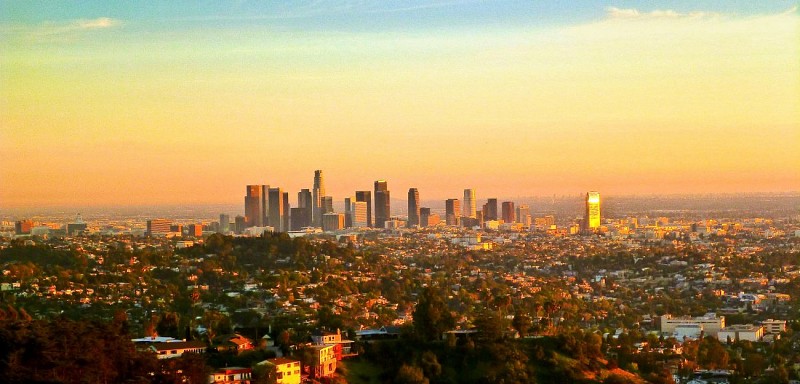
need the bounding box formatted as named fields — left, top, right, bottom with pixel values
left=312, top=170, right=324, bottom=227
left=355, top=191, right=372, bottom=227
left=463, top=189, right=476, bottom=218
left=407, top=188, right=420, bottom=228
left=374, top=180, right=390, bottom=229
left=585, top=191, right=601, bottom=231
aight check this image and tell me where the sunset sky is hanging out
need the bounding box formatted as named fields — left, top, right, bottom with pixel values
left=2, top=1, right=798, bottom=208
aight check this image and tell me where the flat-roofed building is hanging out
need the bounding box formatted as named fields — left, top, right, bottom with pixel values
left=660, top=313, right=725, bottom=337
left=322, top=213, right=345, bottom=232
left=761, top=319, right=787, bottom=336
left=262, top=358, right=301, bottom=384
left=350, top=201, right=368, bottom=228
left=718, top=324, right=764, bottom=343
left=146, top=219, right=172, bottom=236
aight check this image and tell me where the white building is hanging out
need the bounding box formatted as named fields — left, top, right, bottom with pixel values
left=718, top=324, right=764, bottom=343
left=660, top=313, right=725, bottom=337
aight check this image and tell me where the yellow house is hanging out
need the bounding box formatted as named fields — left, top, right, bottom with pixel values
left=263, top=357, right=301, bottom=384
left=312, top=345, right=337, bottom=378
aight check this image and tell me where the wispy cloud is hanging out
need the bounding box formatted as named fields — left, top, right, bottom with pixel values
left=605, top=7, right=719, bottom=20
left=3, top=17, right=121, bottom=42
left=75, top=17, right=119, bottom=30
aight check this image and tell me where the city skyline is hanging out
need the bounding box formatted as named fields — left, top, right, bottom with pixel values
left=2, top=1, right=798, bottom=208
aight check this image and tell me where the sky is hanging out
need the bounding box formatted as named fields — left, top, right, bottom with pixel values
left=1, top=1, right=798, bottom=208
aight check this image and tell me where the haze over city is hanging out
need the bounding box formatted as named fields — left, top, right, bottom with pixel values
left=2, top=1, right=798, bottom=208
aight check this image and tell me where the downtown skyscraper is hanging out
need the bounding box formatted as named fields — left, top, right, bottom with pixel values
left=407, top=188, right=420, bottom=228
left=463, top=189, right=476, bottom=219
left=445, top=198, right=461, bottom=226
left=268, top=187, right=285, bottom=232
left=244, top=185, right=267, bottom=227
left=374, top=180, right=390, bottom=229
left=312, top=170, right=325, bottom=227
left=585, top=191, right=601, bottom=231
left=355, top=191, right=372, bottom=227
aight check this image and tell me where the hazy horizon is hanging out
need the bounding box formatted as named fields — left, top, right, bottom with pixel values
left=2, top=1, right=798, bottom=207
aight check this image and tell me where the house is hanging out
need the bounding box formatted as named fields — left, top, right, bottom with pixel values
left=310, top=329, right=356, bottom=359
left=213, top=334, right=255, bottom=354
left=208, top=367, right=252, bottom=383
left=355, top=326, right=402, bottom=342
left=261, top=357, right=301, bottom=384
left=149, top=340, right=206, bottom=359
left=310, top=344, right=337, bottom=379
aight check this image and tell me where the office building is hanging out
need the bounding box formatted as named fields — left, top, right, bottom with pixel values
left=516, top=204, right=531, bottom=225
left=268, top=187, right=284, bottom=232
left=187, top=224, right=203, bottom=237
left=585, top=191, right=601, bottom=231
left=322, top=213, right=345, bottom=232
left=66, top=214, right=87, bottom=235
left=322, top=196, right=333, bottom=215
left=407, top=188, right=420, bottom=228
left=485, top=198, right=498, bottom=221
left=501, top=201, right=515, bottom=223
left=351, top=201, right=368, bottom=228
left=146, top=219, right=172, bottom=236
left=298, top=189, right=313, bottom=229
left=374, top=180, right=390, bottom=228
left=290, top=208, right=309, bottom=231
left=445, top=199, right=461, bottom=226
left=14, top=219, right=34, bottom=235
left=660, top=313, right=725, bottom=337
left=234, top=216, right=246, bottom=234
left=463, top=189, right=476, bottom=219
left=420, top=207, right=431, bottom=227
left=219, top=214, right=230, bottom=233
left=244, top=185, right=267, bottom=228
left=344, top=197, right=353, bottom=228
left=355, top=191, right=372, bottom=227
left=313, top=170, right=325, bottom=227
left=282, top=192, right=290, bottom=232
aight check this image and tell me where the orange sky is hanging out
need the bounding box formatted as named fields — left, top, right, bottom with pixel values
left=1, top=4, right=798, bottom=207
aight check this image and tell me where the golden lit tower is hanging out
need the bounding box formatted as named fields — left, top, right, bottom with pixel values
left=463, top=189, right=476, bottom=219
left=585, top=191, right=601, bottom=231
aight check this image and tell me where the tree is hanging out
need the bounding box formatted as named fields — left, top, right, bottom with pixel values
left=395, top=364, right=429, bottom=384
left=512, top=310, right=532, bottom=337
left=412, top=287, right=454, bottom=342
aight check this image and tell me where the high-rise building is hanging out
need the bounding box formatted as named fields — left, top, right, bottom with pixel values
left=298, top=189, right=313, bottom=229
left=14, top=219, right=33, bottom=235
left=312, top=170, right=325, bottom=227
left=290, top=207, right=309, bottom=230
left=219, top=214, right=230, bottom=233
left=485, top=198, right=498, bottom=221
left=445, top=199, right=461, bottom=226
left=322, top=196, right=333, bottom=215
left=420, top=207, right=431, bottom=227
left=234, top=215, right=246, bottom=234
left=244, top=185, right=266, bottom=227
left=351, top=201, right=368, bottom=228
left=463, top=189, right=476, bottom=219
left=282, top=192, right=290, bottom=232
left=407, top=188, right=420, bottom=228
left=355, top=191, right=372, bottom=227
left=585, top=191, right=601, bottom=231
left=344, top=197, right=353, bottom=228
left=187, top=224, right=203, bottom=237
left=516, top=204, right=531, bottom=225
left=322, top=213, right=345, bottom=232
left=374, top=180, right=390, bottom=229
left=501, top=201, right=515, bottom=223
left=146, top=219, right=171, bottom=236
left=268, top=187, right=284, bottom=232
